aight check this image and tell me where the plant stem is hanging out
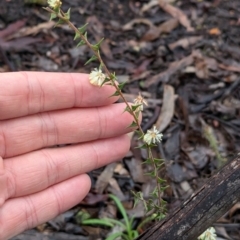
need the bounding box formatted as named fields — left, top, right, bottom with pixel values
left=148, top=147, right=162, bottom=208
left=44, top=6, right=164, bottom=213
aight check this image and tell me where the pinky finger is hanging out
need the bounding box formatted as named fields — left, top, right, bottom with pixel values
left=0, top=174, right=91, bottom=240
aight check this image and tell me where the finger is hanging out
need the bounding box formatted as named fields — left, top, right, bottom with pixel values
left=0, top=72, right=118, bottom=120
left=0, top=103, right=137, bottom=158
left=4, top=134, right=130, bottom=200
left=0, top=156, right=7, bottom=207
left=0, top=174, right=91, bottom=240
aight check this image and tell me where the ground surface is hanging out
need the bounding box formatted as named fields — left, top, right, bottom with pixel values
left=0, top=0, right=240, bottom=239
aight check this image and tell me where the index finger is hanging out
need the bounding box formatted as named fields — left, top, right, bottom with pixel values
left=0, top=71, right=118, bottom=120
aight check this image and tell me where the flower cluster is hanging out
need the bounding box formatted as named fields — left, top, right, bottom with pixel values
left=143, top=125, right=163, bottom=145
left=198, top=227, right=216, bottom=240
left=48, top=0, right=62, bottom=9
left=133, top=93, right=148, bottom=112
left=89, top=68, right=106, bottom=86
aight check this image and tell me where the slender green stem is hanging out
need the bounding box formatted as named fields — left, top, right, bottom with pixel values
left=148, top=147, right=162, bottom=208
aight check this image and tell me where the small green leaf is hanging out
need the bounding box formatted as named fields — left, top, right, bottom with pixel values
left=157, top=178, right=166, bottom=184
left=100, top=77, right=111, bottom=87
left=92, top=38, right=104, bottom=51
left=85, top=55, right=98, bottom=65
left=131, top=104, right=142, bottom=112
left=74, top=32, right=80, bottom=40
left=50, top=13, right=57, bottom=21
left=144, top=171, right=155, bottom=177
left=127, top=121, right=138, bottom=128
left=118, top=81, right=127, bottom=91
left=78, top=23, right=88, bottom=34
left=142, top=158, right=152, bottom=164
left=82, top=218, right=114, bottom=227
left=123, top=106, right=131, bottom=113
left=110, top=72, right=117, bottom=80
left=109, top=90, right=120, bottom=97
left=54, top=18, right=65, bottom=27
left=64, top=8, right=71, bottom=20
left=135, top=143, right=148, bottom=149
left=135, top=130, right=144, bottom=139
left=76, top=40, right=85, bottom=47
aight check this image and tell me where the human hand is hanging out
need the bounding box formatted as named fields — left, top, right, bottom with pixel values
left=0, top=72, right=137, bottom=239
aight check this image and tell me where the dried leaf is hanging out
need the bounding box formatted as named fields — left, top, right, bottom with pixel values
left=122, top=18, right=154, bottom=31
left=168, top=36, right=202, bottom=50
left=142, top=18, right=178, bottom=41
left=158, top=0, right=194, bottom=32
left=156, top=84, right=176, bottom=132
left=146, top=51, right=197, bottom=87
left=95, top=163, right=117, bottom=194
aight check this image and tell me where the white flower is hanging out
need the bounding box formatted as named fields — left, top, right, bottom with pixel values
left=143, top=126, right=163, bottom=145
left=198, top=227, right=216, bottom=240
left=89, top=68, right=106, bottom=86
left=133, top=93, right=148, bottom=112
left=48, top=0, right=62, bottom=9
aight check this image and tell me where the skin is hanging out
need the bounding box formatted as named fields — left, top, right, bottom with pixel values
left=0, top=72, right=138, bottom=239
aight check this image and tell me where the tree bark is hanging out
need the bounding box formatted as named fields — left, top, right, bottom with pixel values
left=137, top=153, right=240, bottom=240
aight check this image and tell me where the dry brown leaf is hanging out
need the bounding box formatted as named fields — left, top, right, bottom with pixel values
left=122, top=18, right=154, bottom=30
left=158, top=0, right=194, bottom=32
left=95, top=162, right=117, bottom=194
left=156, top=84, right=176, bottom=132
left=142, top=18, right=178, bottom=41
left=6, top=21, right=55, bottom=40
left=229, top=202, right=240, bottom=218
left=108, top=178, right=125, bottom=200
left=168, top=36, right=202, bottom=50
left=146, top=51, right=197, bottom=87
left=219, top=63, right=240, bottom=73
left=141, top=0, right=159, bottom=13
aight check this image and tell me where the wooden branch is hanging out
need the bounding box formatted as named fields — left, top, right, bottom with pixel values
left=137, top=153, right=240, bottom=240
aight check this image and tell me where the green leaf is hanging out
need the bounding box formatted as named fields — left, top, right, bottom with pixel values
left=64, top=8, right=71, bottom=20
left=85, top=55, right=98, bottom=65
left=127, top=121, right=138, bottom=128
left=54, top=18, right=65, bottom=27
left=50, top=12, right=57, bottom=21
left=123, top=106, right=131, bottom=113
left=78, top=23, right=88, bottom=34
left=100, top=77, right=111, bottom=87
left=157, top=178, right=166, bottom=184
left=142, top=158, right=152, bottom=165
left=118, top=81, right=127, bottom=91
left=92, top=38, right=104, bottom=51
left=76, top=40, right=85, bottom=47
left=84, top=31, right=88, bottom=40
left=135, top=143, right=148, bottom=149
left=74, top=32, right=80, bottom=40
left=106, top=232, right=123, bottom=240
left=110, top=72, right=117, bottom=80
left=82, top=218, right=114, bottom=228
left=131, top=104, right=142, bottom=112
left=109, top=194, right=130, bottom=231
left=135, top=130, right=144, bottom=139
left=144, top=171, right=155, bottom=177
left=109, top=90, right=120, bottom=97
